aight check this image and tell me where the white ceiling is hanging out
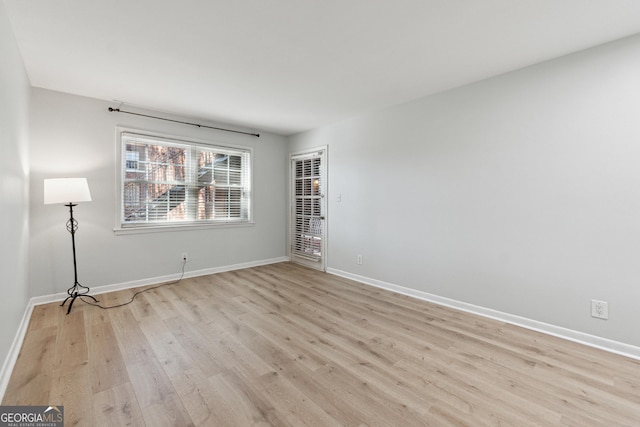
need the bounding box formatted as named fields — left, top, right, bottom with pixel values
left=5, top=1, right=640, bottom=135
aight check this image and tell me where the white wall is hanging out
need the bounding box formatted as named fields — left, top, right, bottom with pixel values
left=29, top=88, right=288, bottom=297
left=0, top=1, right=30, bottom=371
left=290, top=34, right=640, bottom=347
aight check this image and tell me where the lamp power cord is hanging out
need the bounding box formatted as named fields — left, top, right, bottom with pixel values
left=79, top=259, right=186, bottom=310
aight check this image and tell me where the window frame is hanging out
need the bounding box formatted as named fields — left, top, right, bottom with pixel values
left=114, top=127, right=254, bottom=235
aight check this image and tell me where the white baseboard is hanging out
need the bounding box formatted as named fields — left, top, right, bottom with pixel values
left=327, top=267, right=640, bottom=361
left=0, top=256, right=289, bottom=402
left=29, top=256, right=290, bottom=306
left=0, top=302, right=34, bottom=403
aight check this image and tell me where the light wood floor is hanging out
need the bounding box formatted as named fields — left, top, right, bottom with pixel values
left=3, top=262, right=640, bottom=426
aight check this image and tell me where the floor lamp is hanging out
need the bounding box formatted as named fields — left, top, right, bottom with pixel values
left=44, top=178, right=98, bottom=314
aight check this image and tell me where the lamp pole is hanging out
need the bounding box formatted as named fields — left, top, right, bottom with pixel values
left=60, top=202, right=98, bottom=314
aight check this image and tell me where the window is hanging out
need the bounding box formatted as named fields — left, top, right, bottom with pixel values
left=119, top=131, right=251, bottom=229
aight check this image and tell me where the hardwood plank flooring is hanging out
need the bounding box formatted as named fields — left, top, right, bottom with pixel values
left=3, top=262, right=640, bottom=426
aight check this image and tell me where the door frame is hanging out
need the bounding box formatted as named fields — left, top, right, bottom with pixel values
left=289, top=146, right=328, bottom=271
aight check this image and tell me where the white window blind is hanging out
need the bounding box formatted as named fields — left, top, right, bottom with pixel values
left=292, top=156, right=322, bottom=259
left=120, top=132, right=251, bottom=227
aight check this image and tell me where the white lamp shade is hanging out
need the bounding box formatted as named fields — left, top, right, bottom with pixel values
left=44, top=178, right=92, bottom=204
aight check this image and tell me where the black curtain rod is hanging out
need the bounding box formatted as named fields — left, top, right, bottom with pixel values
left=108, top=107, right=260, bottom=138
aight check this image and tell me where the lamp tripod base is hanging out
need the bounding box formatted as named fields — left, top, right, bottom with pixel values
left=60, top=282, right=98, bottom=314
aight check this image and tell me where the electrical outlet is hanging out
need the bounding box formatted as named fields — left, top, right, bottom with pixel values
left=181, top=252, right=188, bottom=262
left=591, top=300, right=608, bottom=319
left=357, top=254, right=363, bottom=265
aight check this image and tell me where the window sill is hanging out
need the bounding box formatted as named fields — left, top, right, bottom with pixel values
left=113, top=221, right=255, bottom=236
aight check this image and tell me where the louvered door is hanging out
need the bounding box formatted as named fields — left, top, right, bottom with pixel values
left=290, top=149, right=326, bottom=271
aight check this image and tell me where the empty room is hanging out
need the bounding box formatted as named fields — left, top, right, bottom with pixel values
left=2, top=1, right=640, bottom=425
